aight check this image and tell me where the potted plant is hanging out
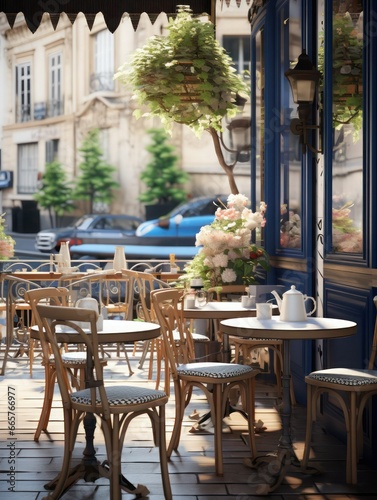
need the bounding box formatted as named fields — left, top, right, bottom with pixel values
left=114, top=7, right=249, bottom=194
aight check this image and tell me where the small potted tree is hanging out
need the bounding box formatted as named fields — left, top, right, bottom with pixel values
left=114, top=6, right=249, bottom=194
left=140, top=128, right=189, bottom=219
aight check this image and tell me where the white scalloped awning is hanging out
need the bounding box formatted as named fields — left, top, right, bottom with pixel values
left=0, top=0, right=253, bottom=33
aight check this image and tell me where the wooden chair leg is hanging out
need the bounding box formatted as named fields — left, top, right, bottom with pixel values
left=157, top=405, right=172, bottom=499
left=213, top=384, right=224, bottom=476
left=349, top=392, right=358, bottom=485
left=34, top=365, right=56, bottom=441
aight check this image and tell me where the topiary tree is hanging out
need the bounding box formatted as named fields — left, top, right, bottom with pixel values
left=74, top=129, right=119, bottom=213
left=139, top=128, right=189, bottom=205
left=33, top=160, right=74, bottom=227
left=115, top=8, right=249, bottom=195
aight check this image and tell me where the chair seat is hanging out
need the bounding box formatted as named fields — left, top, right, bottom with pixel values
left=59, top=352, right=106, bottom=366
left=306, top=367, right=377, bottom=386
left=173, top=330, right=209, bottom=343
left=61, top=352, right=87, bottom=363
left=177, top=361, right=255, bottom=379
left=191, top=332, right=210, bottom=342
left=71, top=385, right=167, bottom=406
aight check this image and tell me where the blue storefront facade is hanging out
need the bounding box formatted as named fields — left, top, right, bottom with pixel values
left=248, top=0, right=376, bottom=462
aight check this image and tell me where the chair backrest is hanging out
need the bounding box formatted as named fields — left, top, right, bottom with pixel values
left=24, top=287, right=70, bottom=361
left=36, top=304, right=110, bottom=418
left=58, top=270, right=137, bottom=320
left=207, top=285, right=247, bottom=302
left=151, top=288, right=195, bottom=378
left=136, top=271, right=171, bottom=322
left=100, top=269, right=137, bottom=320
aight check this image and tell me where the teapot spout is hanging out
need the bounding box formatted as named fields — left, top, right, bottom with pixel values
left=271, top=290, right=282, bottom=310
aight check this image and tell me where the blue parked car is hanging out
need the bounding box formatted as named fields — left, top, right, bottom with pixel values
left=135, top=195, right=228, bottom=239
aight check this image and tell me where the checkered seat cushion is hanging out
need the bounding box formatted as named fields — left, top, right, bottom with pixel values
left=177, top=362, right=255, bottom=379
left=191, top=333, right=210, bottom=342
left=306, top=368, right=377, bottom=386
left=173, top=329, right=209, bottom=343
left=61, top=352, right=87, bottom=363
left=70, top=385, right=167, bottom=405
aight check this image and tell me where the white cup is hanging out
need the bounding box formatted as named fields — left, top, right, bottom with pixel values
left=241, top=295, right=255, bottom=308
left=256, top=303, right=272, bottom=320
left=185, top=298, right=196, bottom=309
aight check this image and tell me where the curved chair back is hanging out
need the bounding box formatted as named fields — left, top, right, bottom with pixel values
left=37, top=304, right=110, bottom=417
left=24, top=287, right=70, bottom=361
left=151, top=288, right=195, bottom=371
left=136, top=271, right=171, bottom=322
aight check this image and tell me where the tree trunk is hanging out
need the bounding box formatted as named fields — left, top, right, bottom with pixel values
left=206, top=127, right=239, bottom=195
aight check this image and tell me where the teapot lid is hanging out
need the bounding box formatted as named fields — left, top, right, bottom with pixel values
left=284, top=285, right=302, bottom=296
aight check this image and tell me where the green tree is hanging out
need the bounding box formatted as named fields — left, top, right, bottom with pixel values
left=139, top=128, right=189, bottom=205
left=33, top=160, right=74, bottom=227
left=74, top=129, right=119, bottom=213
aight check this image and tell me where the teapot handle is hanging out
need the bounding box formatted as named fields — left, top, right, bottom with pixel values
left=304, top=296, right=316, bottom=316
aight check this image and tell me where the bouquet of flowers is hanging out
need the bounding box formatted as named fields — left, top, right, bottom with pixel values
left=182, top=194, right=269, bottom=289
left=0, top=213, right=15, bottom=260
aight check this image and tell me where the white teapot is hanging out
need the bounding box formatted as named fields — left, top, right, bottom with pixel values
left=271, top=286, right=316, bottom=322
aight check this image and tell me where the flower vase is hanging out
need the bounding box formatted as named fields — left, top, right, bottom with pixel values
left=113, top=246, right=127, bottom=272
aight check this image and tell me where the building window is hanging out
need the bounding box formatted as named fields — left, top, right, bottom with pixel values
left=17, top=143, right=38, bottom=194
left=90, top=29, right=114, bottom=91
left=49, top=52, right=63, bottom=117
left=46, top=139, right=59, bottom=163
left=16, top=63, right=31, bottom=122
left=222, top=35, right=251, bottom=73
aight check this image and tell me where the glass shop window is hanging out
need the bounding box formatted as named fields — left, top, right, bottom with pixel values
left=280, top=1, right=303, bottom=250
left=329, top=1, right=363, bottom=254
left=254, top=29, right=264, bottom=215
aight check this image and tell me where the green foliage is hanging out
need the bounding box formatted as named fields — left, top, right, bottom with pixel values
left=139, top=128, right=189, bottom=205
left=114, top=9, right=249, bottom=136
left=33, top=160, right=74, bottom=226
left=74, top=129, right=119, bottom=213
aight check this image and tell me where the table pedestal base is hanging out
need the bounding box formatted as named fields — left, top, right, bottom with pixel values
left=243, top=447, right=321, bottom=495
left=44, top=461, right=150, bottom=497
left=43, top=412, right=150, bottom=498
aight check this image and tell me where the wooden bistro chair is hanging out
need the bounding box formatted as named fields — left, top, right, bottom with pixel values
left=302, top=296, right=377, bottom=485
left=36, top=303, right=172, bottom=500
left=133, top=271, right=170, bottom=386
left=208, top=285, right=290, bottom=402
left=0, top=275, right=37, bottom=377
left=151, top=288, right=259, bottom=476
left=25, top=287, right=107, bottom=441
left=60, top=271, right=135, bottom=374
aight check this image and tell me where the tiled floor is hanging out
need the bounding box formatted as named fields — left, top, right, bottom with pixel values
left=1, top=346, right=377, bottom=499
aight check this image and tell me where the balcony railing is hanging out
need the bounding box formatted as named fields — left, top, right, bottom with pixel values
left=90, top=72, right=115, bottom=92
left=47, top=99, right=63, bottom=117
left=16, top=104, right=31, bottom=123
left=33, top=100, right=63, bottom=120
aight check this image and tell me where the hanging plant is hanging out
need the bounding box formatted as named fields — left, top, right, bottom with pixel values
left=114, top=8, right=249, bottom=137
